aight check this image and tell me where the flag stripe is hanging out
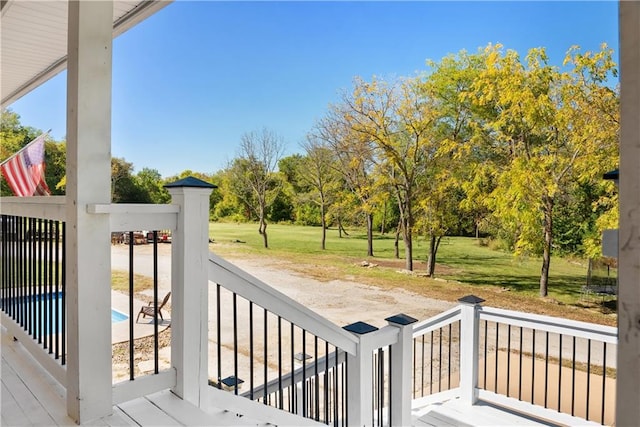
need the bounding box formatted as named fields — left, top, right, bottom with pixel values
left=1, top=134, right=51, bottom=197
left=4, top=157, right=32, bottom=196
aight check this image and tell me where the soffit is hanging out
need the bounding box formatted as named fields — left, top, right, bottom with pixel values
left=1, top=0, right=172, bottom=108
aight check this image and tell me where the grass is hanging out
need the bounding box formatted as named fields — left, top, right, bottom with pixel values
left=209, top=222, right=616, bottom=326
left=111, top=270, right=154, bottom=295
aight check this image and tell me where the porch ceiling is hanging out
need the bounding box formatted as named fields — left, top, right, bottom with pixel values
left=0, top=0, right=172, bottom=108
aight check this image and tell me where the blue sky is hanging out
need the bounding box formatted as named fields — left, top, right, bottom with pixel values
left=10, top=1, right=618, bottom=178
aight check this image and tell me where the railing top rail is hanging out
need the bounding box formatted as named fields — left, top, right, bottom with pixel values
left=412, top=306, right=462, bottom=337
left=480, top=306, right=618, bottom=344
left=87, top=203, right=180, bottom=214
left=0, top=196, right=66, bottom=221
left=87, top=203, right=179, bottom=232
left=208, top=252, right=359, bottom=355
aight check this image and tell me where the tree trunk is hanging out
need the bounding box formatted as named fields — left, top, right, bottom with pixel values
left=258, top=205, right=265, bottom=234
left=338, top=217, right=343, bottom=238
left=403, top=196, right=413, bottom=271
left=366, top=213, right=374, bottom=257
left=426, top=235, right=443, bottom=277
left=539, top=195, right=554, bottom=297
left=259, top=204, right=268, bottom=248
left=426, top=235, right=436, bottom=277
left=320, top=204, right=326, bottom=250
left=380, top=200, right=387, bottom=235
left=394, top=219, right=401, bottom=259
left=475, top=221, right=479, bottom=239
left=262, top=220, right=268, bottom=248
left=403, top=214, right=413, bottom=271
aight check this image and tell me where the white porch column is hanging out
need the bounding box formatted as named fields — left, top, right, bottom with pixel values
left=458, top=295, right=484, bottom=405
left=344, top=321, right=378, bottom=427
left=65, top=0, right=113, bottom=422
left=386, top=314, right=418, bottom=427
left=618, top=2, right=640, bottom=424
left=166, top=177, right=215, bottom=407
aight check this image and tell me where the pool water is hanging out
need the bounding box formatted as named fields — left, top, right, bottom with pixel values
left=111, top=309, right=128, bottom=323
left=10, top=293, right=129, bottom=335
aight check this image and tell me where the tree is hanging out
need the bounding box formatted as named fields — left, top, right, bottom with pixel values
left=229, top=128, right=285, bottom=248
left=469, top=44, right=618, bottom=296
left=44, top=140, right=67, bottom=195
left=111, top=157, right=149, bottom=203
left=299, top=137, right=341, bottom=249
left=137, top=168, right=170, bottom=204
left=314, top=109, right=379, bottom=256
left=341, top=76, right=436, bottom=271
left=415, top=48, right=490, bottom=276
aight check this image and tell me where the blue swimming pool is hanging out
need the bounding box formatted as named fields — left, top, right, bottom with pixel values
left=111, top=309, right=128, bottom=323
left=5, top=292, right=129, bottom=335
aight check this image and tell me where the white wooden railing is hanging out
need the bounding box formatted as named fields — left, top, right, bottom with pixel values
left=207, top=253, right=417, bottom=426
left=411, top=297, right=617, bottom=426
left=0, top=196, right=67, bottom=385
left=0, top=179, right=216, bottom=422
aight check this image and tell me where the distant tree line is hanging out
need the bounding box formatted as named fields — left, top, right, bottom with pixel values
left=1, top=43, right=619, bottom=297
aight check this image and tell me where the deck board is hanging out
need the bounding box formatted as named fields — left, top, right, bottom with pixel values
left=144, top=389, right=263, bottom=426
left=117, top=396, right=183, bottom=426
left=2, top=381, right=30, bottom=426
left=1, top=333, right=75, bottom=426
left=100, top=407, right=139, bottom=427
left=413, top=398, right=558, bottom=427
left=1, top=353, right=60, bottom=426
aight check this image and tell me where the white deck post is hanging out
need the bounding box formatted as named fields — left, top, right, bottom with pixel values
left=166, top=177, right=216, bottom=407
left=458, top=295, right=484, bottom=405
left=65, top=0, right=113, bottom=422
left=344, top=321, right=378, bottom=427
left=618, top=2, right=640, bottom=423
left=386, top=314, right=418, bottom=427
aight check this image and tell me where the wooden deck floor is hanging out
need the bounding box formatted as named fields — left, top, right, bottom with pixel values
left=1, top=329, right=267, bottom=426
left=3, top=325, right=601, bottom=427
left=412, top=398, right=558, bottom=427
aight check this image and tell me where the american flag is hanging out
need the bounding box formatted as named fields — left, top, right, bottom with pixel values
left=1, top=133, right=51, bottom=197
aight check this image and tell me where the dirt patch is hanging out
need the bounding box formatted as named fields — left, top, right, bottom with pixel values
left=112, top=326, right=171, bottom=382
left=367, top=257, right=459, bottom=275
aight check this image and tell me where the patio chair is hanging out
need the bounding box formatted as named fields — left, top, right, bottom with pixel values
left=136, top=292, right=171, bottom=322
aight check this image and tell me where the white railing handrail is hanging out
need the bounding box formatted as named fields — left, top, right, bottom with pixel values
left=479, top=306, right=618, bottom=344
left=0, top=199, right=180, bottom=233
left=412, top=306, right=462, bottom=338
left=88, top=203, right=179, bottom=232
left=208, top=252, right=359, bottom=355
left=0, top=196, right=66, bottom=221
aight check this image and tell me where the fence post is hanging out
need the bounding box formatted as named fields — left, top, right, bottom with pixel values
left=166, top=177, right=216, bottom=408
left=458, top=295, right=484, bottom=405
left=386, top=313, right=418, bottom=426
left=344, top=321, right=379, bottom=427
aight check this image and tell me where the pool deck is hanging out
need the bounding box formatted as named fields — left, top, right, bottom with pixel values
left=111, top=290, right=170, bottom=344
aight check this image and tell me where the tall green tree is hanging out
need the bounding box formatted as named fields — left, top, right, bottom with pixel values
left=469, top=44, right=618, bottom=296
left=137, top=168, right=170, bottom=204
left=111, top=157, right=149, bottom=203
left=341, top=76, right=437, bottom=271
left=414, top=50, right=490, bottom=275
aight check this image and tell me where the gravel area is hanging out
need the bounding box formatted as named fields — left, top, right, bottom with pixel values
left=110, top=243, right=455, bottom=382
left=111, top=243, right=454, bottom=328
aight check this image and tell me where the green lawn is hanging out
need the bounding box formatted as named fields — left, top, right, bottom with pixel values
left=208, top=222, right=615, bottom=325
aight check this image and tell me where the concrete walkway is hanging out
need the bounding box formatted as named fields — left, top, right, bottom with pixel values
left=111, top=290, right=170, bottom=344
